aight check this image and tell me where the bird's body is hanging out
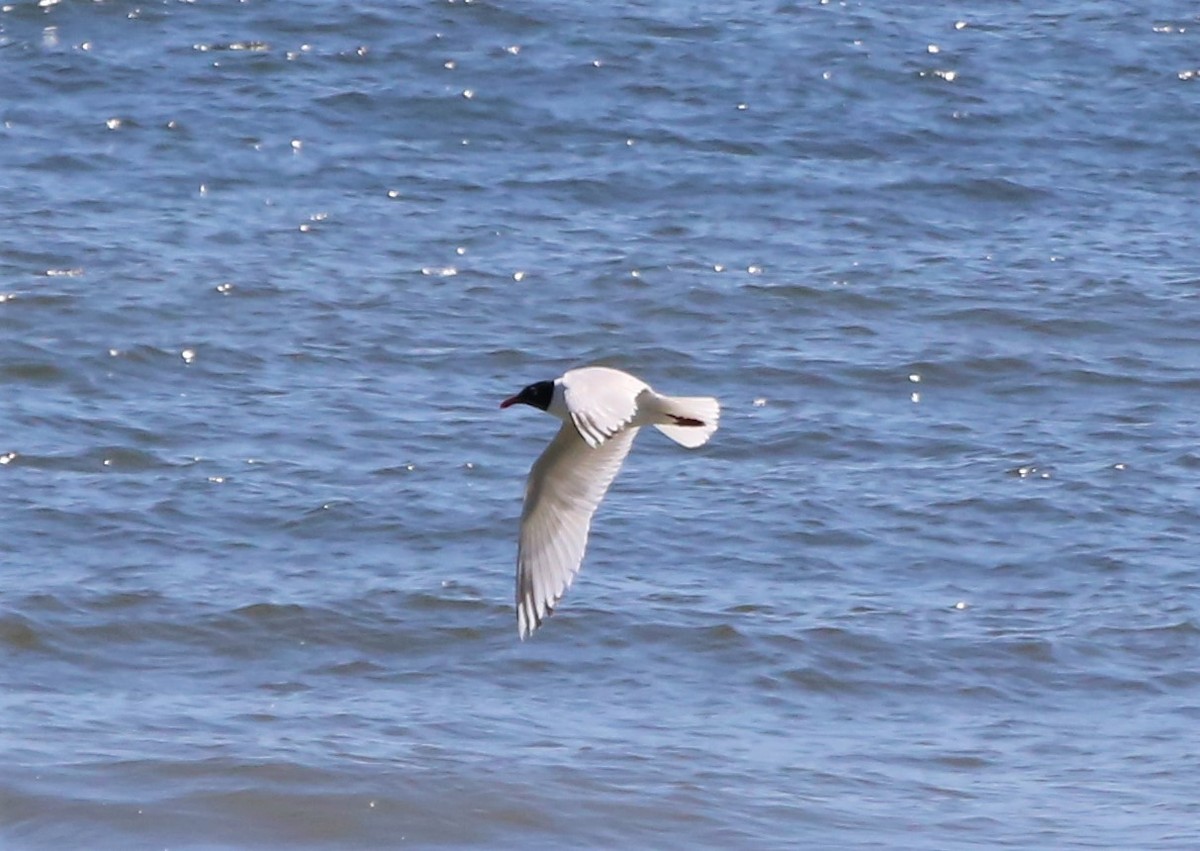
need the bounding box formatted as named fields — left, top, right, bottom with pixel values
left=500, top=366, right=719, bottom=638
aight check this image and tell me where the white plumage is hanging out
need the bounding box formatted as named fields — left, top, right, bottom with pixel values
left=500, top=366, right=720, bottom=638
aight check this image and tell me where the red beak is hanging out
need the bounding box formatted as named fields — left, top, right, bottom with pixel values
left=500, top=395, right=520, bottom=409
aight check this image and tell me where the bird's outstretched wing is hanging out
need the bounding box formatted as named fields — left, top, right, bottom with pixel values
left=516, top=422, right=638, bottom=638
left=561, top=367, right=647, bottom=448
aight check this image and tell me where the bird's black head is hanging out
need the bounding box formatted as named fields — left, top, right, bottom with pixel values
left=500, top=380, right=554, bottom=411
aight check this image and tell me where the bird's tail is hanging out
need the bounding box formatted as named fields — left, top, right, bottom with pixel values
left=646, top=393, right=720, bottom=448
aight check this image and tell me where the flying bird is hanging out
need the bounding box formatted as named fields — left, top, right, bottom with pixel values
left=500, top=366, right=719, bottom=638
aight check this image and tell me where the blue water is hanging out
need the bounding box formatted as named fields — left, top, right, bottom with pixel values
left=3, top=1, right=1200, bottom=848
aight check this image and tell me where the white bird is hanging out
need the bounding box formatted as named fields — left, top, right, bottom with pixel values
left=500, top=366, right=720, bottom=639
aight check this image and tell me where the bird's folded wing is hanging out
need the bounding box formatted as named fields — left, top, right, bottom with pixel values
left=561, top=368, right=645, bottom=448
left=517, top=423, right=638, bottom=639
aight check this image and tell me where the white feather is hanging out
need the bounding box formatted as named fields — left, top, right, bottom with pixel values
left=516, top=425, right=637, bottom=638
left=559, top=367, right=646, bottom=448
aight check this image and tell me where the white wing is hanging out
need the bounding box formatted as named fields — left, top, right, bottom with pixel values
left=560, top=367, right=648, bottom=448
left=516, top=422, right=639, bottom=638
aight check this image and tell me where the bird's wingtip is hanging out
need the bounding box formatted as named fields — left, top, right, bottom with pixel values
left=517, top=597, right=553, bottom=640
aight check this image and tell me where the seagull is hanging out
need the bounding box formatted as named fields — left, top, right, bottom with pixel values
left=500, top=366, right=720, bottom=639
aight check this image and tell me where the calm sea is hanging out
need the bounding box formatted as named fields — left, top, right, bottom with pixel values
left=3, top=1, right=1199, bottom=848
